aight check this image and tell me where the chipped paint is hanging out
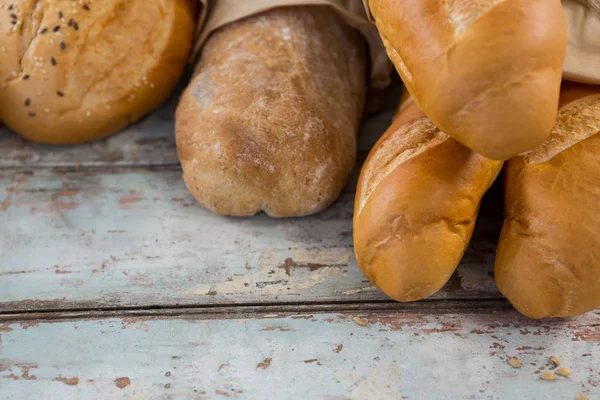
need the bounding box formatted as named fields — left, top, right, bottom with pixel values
left=114, top=377, right=130, bottom=389
left=256, top=358, right=272, bottom=370
left=0, top=311, right=597, bottom=398
left=54, top=376, right=79, bottom=386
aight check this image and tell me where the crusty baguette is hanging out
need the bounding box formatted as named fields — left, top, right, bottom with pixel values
left=367, top=0, right=567, bottom=160
left=0, top=0, right=196, bottom=144
left=176, top=7, right=367, bottom=217
left=354, top=94, right=503, bottom=302
left=495, top=82, right=600, bottom=319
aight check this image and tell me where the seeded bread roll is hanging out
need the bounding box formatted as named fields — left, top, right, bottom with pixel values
left=0, top=0, right=196, bottom=144
left=176, top=7, right=367, bottom=217
left=353, top=94, right=503, bottom=302
left=495, top=82, right=600, bottom=319
left=367, top=0, right=567, bottom=160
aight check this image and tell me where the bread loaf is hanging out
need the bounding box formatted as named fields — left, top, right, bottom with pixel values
left=0, top=0, right=196, bottom=144
left=354, top=94, right=503, bottom=302
left=367, top=0, right=567, bottom=160
left=176, top=7, right=367, bottom=217
left=495, top=82, right=600, bottom=319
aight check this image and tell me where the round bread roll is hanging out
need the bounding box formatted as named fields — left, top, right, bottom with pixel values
left=495, top=82, right=600, bottom=319
left=367, top=0, right=567, bottom=160
left=176, top=7, right=367, bottom=217
left=354, top=94, right=503, bottom=302
left=0, top=0, right=196, bottom=144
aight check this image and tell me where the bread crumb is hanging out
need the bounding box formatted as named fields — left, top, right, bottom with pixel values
left=540, top=372, right=556, bottom=381
left=555, top=368, right=572, bottom=377
left=576, top=395, right=589, bottom=400
left=549, top=356, right=561, bottom=367
left=508, top=357, right=522, bottom=369
left=352, top=317, right=367, bottom=327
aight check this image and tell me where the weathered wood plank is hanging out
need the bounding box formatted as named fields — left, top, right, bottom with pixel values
left=0, top=82, right=399, bottom=169
left=0, top=168, right=502, bottom=312
left=0, top=310, right=598, bottom=399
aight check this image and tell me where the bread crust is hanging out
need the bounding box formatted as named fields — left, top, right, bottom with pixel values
left=354, top=96, right=502, bottom=302
left=176, top=7, right=367, bottom=217
left=368, top=0, right=567, bottom=159
left=495, top=82, right=600, bottom=318
left=0, top=0, right=196, bottom=144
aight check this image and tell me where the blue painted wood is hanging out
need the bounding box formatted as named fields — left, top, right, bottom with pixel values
left=0, top=167, right=501, bottom=312
left=0, top=310, right=598, bottom=399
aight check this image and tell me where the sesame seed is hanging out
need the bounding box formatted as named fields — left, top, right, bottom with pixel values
left=59, top=41, right=65, bottom=50
left=51, top=57, right=57, bottom=66
left=50, top=38, right=55, bottom=44
left=56, top=91, right=64, bottom=97
left=83, top=4, right=90, bottom=11
left=39, top=27, right=48, bottom=34
left=10, top=20, right=16, bottom=25
left=73, top=22, right=79, bottom=30
left=8, top=4, right=14, bottom=11
left=28, top=112, right=36, bottom=117
left=10, top=13, right=17, bottom=19
left=68, top=18, right=73, bottom=27
left=53, top=25, right=60, bottom=32
left=59, top=11, right=63, bottom=19
left=25, top=98, right=31, bottom=107
left=22, top=74, right=29, bottom=80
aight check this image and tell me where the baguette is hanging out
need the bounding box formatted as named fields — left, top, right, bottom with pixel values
left=367, top=0, right=567, bottom=160
left=495, top=82, right=600, bottom=318
left=354, top=94, right=503, bottom=302
left=176, top=7, right=367, bottom=217
left=0, top=0, right=196, bottom=144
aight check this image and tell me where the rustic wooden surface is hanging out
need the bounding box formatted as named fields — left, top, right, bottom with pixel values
left=0, top=83, right=598, bottom=399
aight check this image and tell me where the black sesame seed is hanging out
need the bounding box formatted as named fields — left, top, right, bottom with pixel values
left=51, top=57, right=57, bottom=66
left=10, top=20, right=16, bottom=25
left=53, top=25, right=60, bottom=32
left=68, top=18, right=73, bottom=27
left=22, top=74, right=30, bottom=80
left=83, top=4, right=90, bottom=11
left=39, top=27, right=48, bottom=34
left=56, top=91, right=64, bottom=97
left=8, top=4, right=14, bottom=10
left=25, top=98, right=30, bottom=107
left=59, top=41, right=65, bottom=50
left=28, top=112, right=36, bottom=117
left=59, top=11, right=63, bottom=19
left=73, top=22, right=79, bottom=30
left=10, top=13, right=17, bottom=19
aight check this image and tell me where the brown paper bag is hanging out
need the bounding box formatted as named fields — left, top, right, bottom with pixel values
left=192, top=0, right=391, bottom=90
left=563, top=0, right=600, bottom=84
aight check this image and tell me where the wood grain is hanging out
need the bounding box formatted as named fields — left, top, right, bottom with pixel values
left=0, top=167, right=502, bottom=312
left=0, top=310, right=598, bottom=399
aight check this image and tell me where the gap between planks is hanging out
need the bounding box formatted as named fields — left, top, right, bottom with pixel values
left=0, top=298, right=514, bottom=323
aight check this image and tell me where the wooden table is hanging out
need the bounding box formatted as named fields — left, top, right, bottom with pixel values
left=0, top=85, right=598, bottom=399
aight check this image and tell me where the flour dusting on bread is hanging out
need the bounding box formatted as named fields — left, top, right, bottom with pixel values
left=525, top=95, right=600, bottom=164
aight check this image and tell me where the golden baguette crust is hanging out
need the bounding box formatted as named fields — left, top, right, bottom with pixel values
left=0, top=0, right=196, bottom=144
left=495, top=82, right=600, bottom=319
left=354, top=97, right=502, bottom=302
left=176, top=7, right=366, bottom=217
left=368, top=0, right=567, bottom=159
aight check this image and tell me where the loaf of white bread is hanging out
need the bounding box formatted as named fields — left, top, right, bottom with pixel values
left=0, top=0, right=196, bottom=144
left=354, top=93, right=502, bottom=302
left=496, top=82, right=600, bottom=319
left=367, top=0, right=567, bottom=160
